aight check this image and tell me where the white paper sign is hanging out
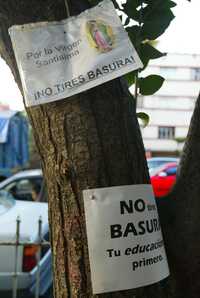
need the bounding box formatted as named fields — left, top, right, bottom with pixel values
left=9, top=0, right=143, bottom=107
left=83, top=184, right=169, bottom=294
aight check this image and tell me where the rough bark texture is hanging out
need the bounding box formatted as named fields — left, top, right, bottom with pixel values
left=159, top=93, right=200, bottom=298
left=0, top=1, right=199, bottom=298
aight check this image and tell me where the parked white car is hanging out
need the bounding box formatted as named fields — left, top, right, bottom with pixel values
left=0, top=190, right=52, bottom=297
left=0, top=169, right=43, bottom=202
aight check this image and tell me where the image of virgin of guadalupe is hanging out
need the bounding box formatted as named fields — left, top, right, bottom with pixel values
left=86, top=20, right=115, bottom=53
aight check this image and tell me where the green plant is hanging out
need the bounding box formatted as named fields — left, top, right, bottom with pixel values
left=89, top=0, right=178, bottom=125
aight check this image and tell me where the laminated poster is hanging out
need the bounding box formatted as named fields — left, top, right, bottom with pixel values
left=9, top=0, right=143, bottom=106
left=83, top=184, right=170, bottom=294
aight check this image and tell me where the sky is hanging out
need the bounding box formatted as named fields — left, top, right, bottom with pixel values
left=0, top=0, right=199, bottom=111
left=159, top=0, right=200, bottom=54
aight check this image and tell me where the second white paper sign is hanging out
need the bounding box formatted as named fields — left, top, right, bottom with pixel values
left=83, top=184, right=169, bottom=294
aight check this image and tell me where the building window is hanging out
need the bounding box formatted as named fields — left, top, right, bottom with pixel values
left=191, top=68, right=200, bottom=81
left=159, top=67, right=177, bottom=80
left=158, top=126, right=175, bottom=139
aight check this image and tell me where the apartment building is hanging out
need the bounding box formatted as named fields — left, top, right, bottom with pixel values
left=134, top=53, right=200, bottom=156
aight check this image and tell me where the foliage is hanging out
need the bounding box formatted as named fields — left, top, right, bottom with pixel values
left=174, top=137, right=186, bottom=143
left=89, top=0, right=176, bottom=100
left=140, top=43, right=166, bottom=70
left=120, top=0, right=175, bottom=96
left=139, top=75, right=164, bottom=95
left=136, top=112, right=150, bottom=127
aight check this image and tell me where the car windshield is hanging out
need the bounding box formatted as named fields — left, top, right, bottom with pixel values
left=147, top=160, right=163, bottom=170
left=150, top=165, right=168, bottom=177
left=0, top=190, right=15, bottom=215
left=150, top=163, right=177, bottom=177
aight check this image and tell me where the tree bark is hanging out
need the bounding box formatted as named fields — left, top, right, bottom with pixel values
left=1, top=1, right=199, bottom=298
left=159, top=93, right=200, bottom=298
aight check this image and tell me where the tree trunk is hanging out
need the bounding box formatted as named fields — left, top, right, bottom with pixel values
left=159, top=93, right=200, bottom=298
left=0, top=1, right=199, bottom=298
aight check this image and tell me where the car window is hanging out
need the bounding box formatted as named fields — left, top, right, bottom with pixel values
left=150, top=164, right=166, bottom=176
left=165, top=167, right=177, bottom=176
left=148, top=161, right=162, bottom=169
left=3, top=177, right=43, bottom=201
left=0, top=190, right=15, bottom=215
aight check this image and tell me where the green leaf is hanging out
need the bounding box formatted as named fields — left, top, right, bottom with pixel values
left=167, top=1, right=177, bottom=8
left=123, top=0, right=143, bottom=21
left=141, top=9, right=175, bottom=40
left=123, top=0, right=141, bottom=11
left=122, top=0, right=141, bottom=8
left=139, top=75, right=164, bottom=95
left=174, top=137, right=186, bottom=143
left=124, top=71, right=137, bottom=86
left=123, top=15, right=131, bottom=27
left=143, top=0, right=176, bottom=9
left=137, top=112, right=150, bottom=128
left=141, top=1, right=175, bottom=22
left=139, top=0, right=175, bottom=40
left=126, top=26, right=141, bottom=46
left=140, top=43, right=166, bottom=69
left=141, top=44, right=165, bottom=59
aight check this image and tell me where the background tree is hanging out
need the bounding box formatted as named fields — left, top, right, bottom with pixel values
left=0, top=0, right=199, bottom=298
